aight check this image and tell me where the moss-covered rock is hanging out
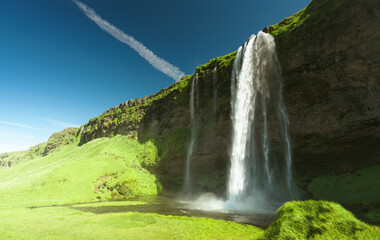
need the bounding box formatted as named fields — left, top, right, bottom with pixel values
left=264, top=200, right=379, bottom=240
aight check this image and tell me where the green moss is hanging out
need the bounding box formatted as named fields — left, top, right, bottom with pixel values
left=269, top=0, right=345, bottom=38
left=137, top=140, right=159, bottom=168
left=263, top=200, right=379, bottom=240
left=145, top=128, right=190, bottom=166
left=307, top=165, right=380, bottom=205
left=94, top=168, right=162, bottom=201
left=366, top=209, right=380, bottom=224
left=268, top=0, right=346, bottom=67
left=269, top=8, right=308, bottom=38
left=79, top=76, right=193, bottom=145
left=196, top=51, right=236, bottom=77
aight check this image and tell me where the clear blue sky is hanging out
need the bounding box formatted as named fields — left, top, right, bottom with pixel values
left=0, top=0, right=310, bottom=153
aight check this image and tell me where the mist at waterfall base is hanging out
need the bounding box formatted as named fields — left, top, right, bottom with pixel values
left=180, top=31, right=297, bottom=215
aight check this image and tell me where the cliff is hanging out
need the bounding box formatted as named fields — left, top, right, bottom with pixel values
left=269, top=0, right=380, bottom=176
left=77, top=0, right=380, bottom=197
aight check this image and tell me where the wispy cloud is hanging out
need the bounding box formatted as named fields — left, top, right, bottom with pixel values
left=39, top=118, right=79, bottom=128
left=0, top=132, right=34, bottom=139
left=0, top=121, right=50, bottom=132
left=0, top=143, right=37, bottom=154
left=73, top=0, right=185, bottom=82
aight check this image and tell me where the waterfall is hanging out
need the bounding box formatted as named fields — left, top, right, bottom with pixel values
left=227, top=32, right=295, bottom=210
left=184, top=74, right=198, bottom=193
left=212, top=66, right=218, bottom=116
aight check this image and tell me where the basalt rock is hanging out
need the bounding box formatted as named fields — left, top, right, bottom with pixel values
left=269, top=0, right=380, bottom=176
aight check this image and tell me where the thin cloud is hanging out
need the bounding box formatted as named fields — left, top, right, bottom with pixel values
left=73, top=0, right=185, bottom=82
left=0, top=143, right=38, bottom=154
left=0, top=121, right=50, bottom=132
left=0, top=133, right=34, bottom=139
left=39, top=118, right=79, bottom=128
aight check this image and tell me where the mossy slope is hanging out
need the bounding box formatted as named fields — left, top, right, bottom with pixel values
left=0, top=135, right=161, bottom=207
left=264, top=200, right=379, bottom=240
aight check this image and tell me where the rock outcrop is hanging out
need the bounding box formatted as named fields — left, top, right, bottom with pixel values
left=44, top=127, right=79, bottom=155
left=269, top=0, right=380, bottom=176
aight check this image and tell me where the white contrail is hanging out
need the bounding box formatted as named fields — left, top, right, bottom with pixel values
left=73, top=0, right=185, bottom=82
left=0, top=121, right=50, bottom=132
left=39, top=118, right=79, bottom=128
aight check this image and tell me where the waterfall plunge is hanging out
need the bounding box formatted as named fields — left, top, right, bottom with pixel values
left=181, top=32, right=295, bottom=213
left=227, top=32, right=295, bottom=211
left=184, top=74, right=198, bottom=193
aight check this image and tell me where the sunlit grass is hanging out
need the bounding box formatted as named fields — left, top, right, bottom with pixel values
left=0, top=135, right=160, bottom=208
left=0, top=207, right=263, bottom=240
left=71, top=201, right=147, bottom=208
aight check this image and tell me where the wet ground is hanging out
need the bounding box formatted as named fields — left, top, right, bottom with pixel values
left=70, top=196, right=275, bottom=228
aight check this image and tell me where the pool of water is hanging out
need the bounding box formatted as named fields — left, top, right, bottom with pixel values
left=70, top=196, right=275, bottom=228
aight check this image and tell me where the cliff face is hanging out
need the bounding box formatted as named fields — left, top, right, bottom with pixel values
left=78, top=0, right=380, bottom=191
left=269, top=0, right=380, bottom=176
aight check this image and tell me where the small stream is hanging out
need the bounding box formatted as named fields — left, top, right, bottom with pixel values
left=70, top=196, right=275, bottom=228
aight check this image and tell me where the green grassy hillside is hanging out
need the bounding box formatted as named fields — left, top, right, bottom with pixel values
left=0, top=134, right=264, bottom=240
left=0, top=135, right=161, bottom=207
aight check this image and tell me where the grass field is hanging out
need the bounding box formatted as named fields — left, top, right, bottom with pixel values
left=0, top=135, right=264, bottom=239
left=0, top=205, right=263, bottom=240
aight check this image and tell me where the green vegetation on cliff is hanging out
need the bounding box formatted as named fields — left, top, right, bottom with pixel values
left=307, top=165, right=380, bottom=224
left=44, top=127, right=79, bottom=155
left=269, top=0, right=345, bottom=42
left=79, top=75, right=193, bottom=144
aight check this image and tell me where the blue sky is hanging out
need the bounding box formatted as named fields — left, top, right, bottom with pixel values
left=0, top=0, right=310, bottom=153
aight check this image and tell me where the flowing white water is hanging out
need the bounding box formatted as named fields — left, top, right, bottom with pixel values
left=184, top=74, right=198, bottom=193
left=227, top=32, right=295, bottom=210
left=212, top=66, right=218, bottom=116
left=181, top=32, right=295, bottom=212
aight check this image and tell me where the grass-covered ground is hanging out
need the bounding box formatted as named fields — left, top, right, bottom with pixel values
left=0, top=135, right=264, bottom=239
left=0, top=135, right=161, bottom=207
left=0, top=205, right=262, bottom=240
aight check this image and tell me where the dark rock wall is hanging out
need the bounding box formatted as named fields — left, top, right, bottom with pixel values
left=272, top=0, right=380, bottom=176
